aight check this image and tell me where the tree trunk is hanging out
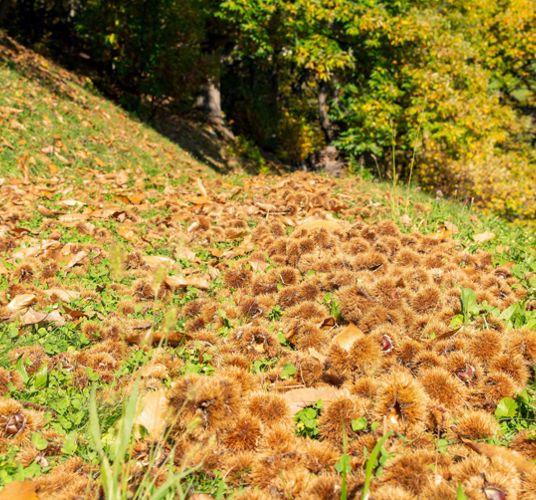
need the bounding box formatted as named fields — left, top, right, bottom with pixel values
left=199, top=71, right=234, bottom=141
left=318, top=81, right=335, bottom=142
left=203, top=76, right=224, bottom=125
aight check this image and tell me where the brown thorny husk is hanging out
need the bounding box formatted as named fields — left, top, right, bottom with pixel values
left=0, top=170, right=535, bottom=499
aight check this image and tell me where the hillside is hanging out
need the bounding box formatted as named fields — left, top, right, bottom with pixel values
left=1, top=37, right=535, bottom=500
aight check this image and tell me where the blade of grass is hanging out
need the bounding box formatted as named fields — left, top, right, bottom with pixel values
left=361, top=431, right=393, bottom=500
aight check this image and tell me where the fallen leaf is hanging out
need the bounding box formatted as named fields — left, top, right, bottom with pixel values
left=399, top=214, right=412, bottom=226
left=208, top=248, right=224, bottom=258
left=131, top=319, right=153, bottom=330
left=116, top=225, right=138, bottom=241
left=115, top=193, right=145, bottom=205
left=65, top=250, right=88, bottom=269
left=332, top=323, right=363, bottom=351
left=58, top=213, right=89, bottom=223
left=187, top=221, right=200, bottom=232
left=37, top=204, right=60, bottom=216
left=62, top=306, right=90, bottom=320
left=135, top=389, right=169, bottom=440
left=91, top=206, right=126, bottom=219
left=44, top=288, right=81, bottom=302
left=48, top=162, right=59, bottom=175
left=151, top=330, right=183, bottom=346
left=473, top=231, right=495, bottom=243
left=12, top=240, right=60, bottom=260
left=20, top=308, right=65, bottom=327
left=164, top=275, right=210, bottom=291
left=142, top=255, right=175, bottom=270
left=6, top=294, right=36, bottom=313
left=250, top=257, right=269, bottom=272
left=443, top=221, right=459, bottom=233
left=174, top=245, right=196, bottom=261
left=19, top=308, right=48, bottom=325
left=59, top=199, right=85, bottom=208
left=223, top=237, right=254, bottom=258
left=0, top=480, right=38, bottom=500
left=76, top=222, right=96, bottom=235
left=188, top=195, right=212, bottom=206
left=282, top=386, right=350, bottom=414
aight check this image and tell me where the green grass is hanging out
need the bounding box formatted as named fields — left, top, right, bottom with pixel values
left=0, top=39, right=207, bottom=179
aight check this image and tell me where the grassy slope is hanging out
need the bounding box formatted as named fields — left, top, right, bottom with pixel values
left=0, top=35, right=535, bottom=498
left=0, top=35, right=210, bottom=180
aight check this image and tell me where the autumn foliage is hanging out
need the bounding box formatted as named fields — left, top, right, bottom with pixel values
left=1, top=0, right=535, bottom=218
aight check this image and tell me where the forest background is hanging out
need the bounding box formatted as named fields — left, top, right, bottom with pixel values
left=1, top=0, right=534, bottom=219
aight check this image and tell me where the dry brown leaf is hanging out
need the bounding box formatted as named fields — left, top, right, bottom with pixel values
left=59, top=199, right=85, bottom=208
left=116, top=224, right=138, bottom=241
left=332, top=323, right=364, bottom=351
left=48, top=162, right=59, bottom=175
left=223, top=237, right=254, bottom=258
left=399, top=214, right=412, bottom=226
left=188, top=195, right=212, bottom=206
left=7, top=293, right=36, bottom=313
left=142, top=255, right=175, bottom=270
left=115, top=193, right=145, bottom=205
left=12, top=240, right=59, bottom=260
left=44, top=288, right=81, bottom=302
left=91, top=206, right=126, bottom=219
left=20, top=308, right=65, bottom=327
left=37, top=204, right=60, bottom=216
left=164, top=275, right=210, bottom=291
left=443, top=221, right=459, bottom=234
left=250, top=257, right=269, bottom=272
left=282, top=386, right=350, bottom=414
left=0, top=480, right=38, bottom=500
left=76, top=222, right=96, bottom=235
left=206, top=266, right=220, bottom=280
left=19, top=308, right=48, bottom=325
left=65, top=250, right=88, bottom=269
left=58, top=213, right=89, bottom=223
left=207, top=248, right=223, bottom=258
left=135, top=388, right=169, bottom=441
left=431, top=229, right=453, bottom=241
left=63, top=306, right=89, bottom=320
left=473, top=231, right=495, bottom=243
